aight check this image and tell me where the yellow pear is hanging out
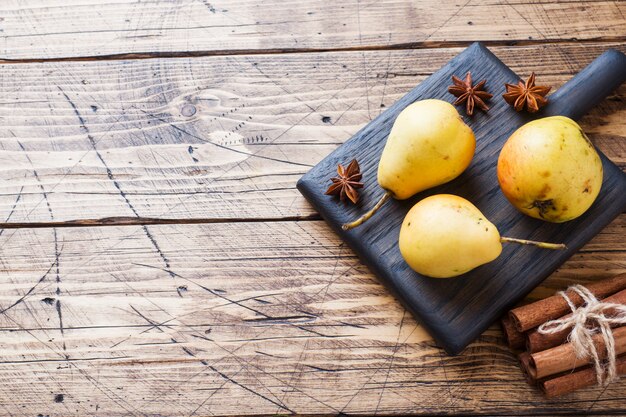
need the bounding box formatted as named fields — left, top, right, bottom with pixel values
left=497, top=116, right=603, bottom=222
left=378, top=99, right=475, bottom=199
left=399, top=195, right=565, bottom=278
left=399, top=195, right=502, bottom=278
left=343, top=99, right=475, bottom=230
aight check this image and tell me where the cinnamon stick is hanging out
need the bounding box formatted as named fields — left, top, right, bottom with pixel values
left=502, top=316, right=526, bottom=350
left=527, top=289, right=626, bottom=353
left=529, top=326, right=626, bottom=379
left=540, top=355, right=626, bottom=398
left=510, top=274, right=626, bottom=332
left=518, top=351, right=536, bottom=385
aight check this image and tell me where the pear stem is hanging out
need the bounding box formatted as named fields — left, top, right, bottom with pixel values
left=500, top=236, right=566, bottom=250
left=342, top=191, right=393, bottom=231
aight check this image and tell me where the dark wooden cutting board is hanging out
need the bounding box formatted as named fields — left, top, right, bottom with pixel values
left=297, top=43, right=626, bottom=355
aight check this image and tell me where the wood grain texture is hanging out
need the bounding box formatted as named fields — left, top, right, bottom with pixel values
left=1, top=0, right=625, bottom=414
left=0, top=0, right=624, bottom=60
left=0, top=221, right=623, bottom=416
left=0, top=43, right=624, bottom=225
left=298, top=43, right=626, bottom=354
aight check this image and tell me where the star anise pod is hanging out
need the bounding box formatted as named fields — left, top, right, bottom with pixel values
left=448, top=71, right=493, bottom=116
left=503, top=72, right=551, bottom=113
left=325, top=159, right=363, bottom=204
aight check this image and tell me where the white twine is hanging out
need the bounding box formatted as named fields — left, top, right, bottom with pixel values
left=537, top=285, right=626, bottom=386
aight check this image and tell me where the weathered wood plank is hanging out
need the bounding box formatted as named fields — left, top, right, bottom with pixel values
left=0, top=221, right=623, bottom=415
left=0, top=43, right=624, bottom=224
left=0, top=0, right=624, bottom=60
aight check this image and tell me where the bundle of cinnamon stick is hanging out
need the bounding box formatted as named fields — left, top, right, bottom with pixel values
left=502, top=273, right=626, bottom=397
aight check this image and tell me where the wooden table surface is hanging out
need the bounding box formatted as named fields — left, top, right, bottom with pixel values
left=0, top=1, right=624, bottom=415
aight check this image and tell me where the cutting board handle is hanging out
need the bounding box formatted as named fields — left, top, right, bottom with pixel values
left=545, top=49, right=626, bottom=120
left=544, top=49, right=626, bottom=120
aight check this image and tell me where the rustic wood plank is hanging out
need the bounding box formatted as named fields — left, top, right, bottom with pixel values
left=0, top=43, right=624, bottom=224
left=0, top=0, right=624, bottom=60
left=0, top=1, right=623, bottom=415
left=0, top=221, right=623, bottom=416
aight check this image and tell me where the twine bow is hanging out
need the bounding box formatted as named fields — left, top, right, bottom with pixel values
left=538, top=285, right=626, bottom=386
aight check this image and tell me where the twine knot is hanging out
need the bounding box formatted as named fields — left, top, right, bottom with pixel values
left=538, top=285, right=626, bottom=386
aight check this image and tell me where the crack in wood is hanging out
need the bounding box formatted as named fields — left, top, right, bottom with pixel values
left=0, top=262, right=55, bottom=315
left=209, top=365, right=295, bottom=414
left=0, top=214, right=321, bottom=229
left=59, top=87, right=177, bottom=279
left=0, top=38, right=625, bottom=65
left=13, top=138, right=67, bottom=353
